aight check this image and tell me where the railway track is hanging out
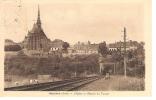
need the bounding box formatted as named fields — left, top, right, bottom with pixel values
left=4, top=76, right=101, bottom=91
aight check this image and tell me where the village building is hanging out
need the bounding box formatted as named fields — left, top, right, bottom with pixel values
left=73, top=41, right=99, bottom=55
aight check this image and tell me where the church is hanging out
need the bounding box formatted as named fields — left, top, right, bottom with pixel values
left=22, top=6, right=51, bottom=52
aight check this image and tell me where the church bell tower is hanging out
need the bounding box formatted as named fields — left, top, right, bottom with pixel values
left=37, top=5, right=41, bottom=27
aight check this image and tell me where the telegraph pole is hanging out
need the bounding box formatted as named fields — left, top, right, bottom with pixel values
left=123, top=27, right=127, bottom=78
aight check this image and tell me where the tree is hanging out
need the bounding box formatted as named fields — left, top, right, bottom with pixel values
left=136, top=42, right=145, bottom=57
left=127, top=51, right=133, bottom=59
left=62, top=42, right=70, bottom=52
left=98, top=41, right=108, bottom=57
left=112, top=51, right=123, bottom=62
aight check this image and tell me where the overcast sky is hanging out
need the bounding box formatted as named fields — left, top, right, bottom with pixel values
left=0, top=0, right=147, bottom=44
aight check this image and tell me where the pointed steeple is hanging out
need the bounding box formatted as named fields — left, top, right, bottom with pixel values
left=37, top=5, right=41, bottom=27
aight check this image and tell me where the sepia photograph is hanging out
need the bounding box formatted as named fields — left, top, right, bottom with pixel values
left=0, top=0, right=151, bottom=96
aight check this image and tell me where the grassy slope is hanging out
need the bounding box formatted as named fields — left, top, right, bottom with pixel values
left=79, top=75, right=144, bottom=91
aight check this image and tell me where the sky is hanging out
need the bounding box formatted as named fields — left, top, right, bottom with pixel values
left=0, top=0, right=148, bottom=44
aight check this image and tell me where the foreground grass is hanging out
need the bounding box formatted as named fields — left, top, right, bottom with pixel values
left=79, top=75, right=145, bottom=91
left=111, top=76, right=144, bottom=91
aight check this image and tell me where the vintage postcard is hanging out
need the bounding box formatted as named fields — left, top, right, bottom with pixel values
left=0, top=0, right=151, bottom=96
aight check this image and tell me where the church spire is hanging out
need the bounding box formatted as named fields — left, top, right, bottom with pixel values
left=37, top=5, right=41, bottom=27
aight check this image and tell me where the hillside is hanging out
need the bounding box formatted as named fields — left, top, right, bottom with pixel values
left=4, top=54, right=99, bottom=79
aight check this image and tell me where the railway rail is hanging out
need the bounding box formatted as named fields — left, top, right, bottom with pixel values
left=4, top=76, right=102, bottom=91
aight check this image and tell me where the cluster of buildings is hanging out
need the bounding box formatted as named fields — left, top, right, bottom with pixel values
left=12, top=7, right=139, bottom=57
left=67, top=41, right=99, bottom=55
left=108, top=41, right=138, bottom=52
